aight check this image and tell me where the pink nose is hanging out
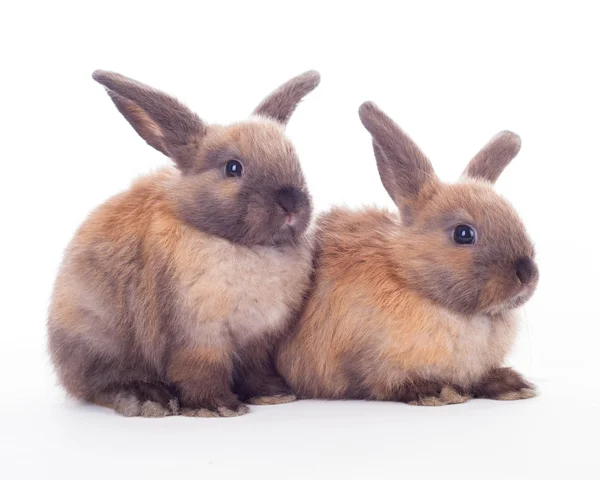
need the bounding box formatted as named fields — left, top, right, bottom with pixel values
left=277, top=187, right=303, bottom=214
left=284, top=214, right=297, bottom=227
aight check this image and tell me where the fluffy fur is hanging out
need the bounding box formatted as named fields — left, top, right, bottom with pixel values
left=48, top=70, right=320, bottom=417
left=276, top=101, right=538, bottom=405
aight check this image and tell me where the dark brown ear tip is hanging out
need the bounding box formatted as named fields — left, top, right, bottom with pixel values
left=92, top=69, right=108, bottom=81
left=92, top=69, right=118, bottom=87
left=359, top=101, right=379, bottom=113
left=358, top=101, right=380, bottom=125
left=295, top=70, right=321, bottom=90
left=302, top=69, right=321, bottom=81
left=499, top=130, right=522, bottom=151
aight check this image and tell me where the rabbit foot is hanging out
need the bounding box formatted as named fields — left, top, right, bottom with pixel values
left=247, top=394, right=297, bottom=405
left=495, top=387, right=537, bottom=401
left=472, top=367, right=537, bottom=401
left=397, top=378, right=468, bottom=406
left=408, top=386, right=470, bottom=406
left=236, top=371, right=297, bottom=405
left=180, top=395, right=250, bottom=418
left=94, top=382, right=180, bottom=417
left=180, top=404, right=250, bottom=417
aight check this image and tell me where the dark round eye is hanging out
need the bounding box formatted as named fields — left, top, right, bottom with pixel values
left=453, top=225, right=476, bottom=245
left=225, top=159, right=243, bottom=177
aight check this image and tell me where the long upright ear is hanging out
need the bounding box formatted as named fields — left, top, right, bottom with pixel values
left=92, top=70, right=207, bottom=171
left=462, top=131, right=521, bottom=183
left=252, top=70, right=320, bottom=125
left=359, top=102, right=438, bottom=207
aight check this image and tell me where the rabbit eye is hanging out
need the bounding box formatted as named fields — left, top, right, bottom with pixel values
left=454, top=225, right=476, bottom=245
left=225, top=159, right=243, bottom=177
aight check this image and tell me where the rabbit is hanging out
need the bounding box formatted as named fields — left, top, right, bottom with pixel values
left=48, top=69, right=320, bottom=417
left=276, top=101, right=539, bottom=406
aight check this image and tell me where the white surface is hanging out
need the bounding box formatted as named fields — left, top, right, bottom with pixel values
left=5, top=371, right=599, bottom=479
left=1, top=1, right=599, bottom=478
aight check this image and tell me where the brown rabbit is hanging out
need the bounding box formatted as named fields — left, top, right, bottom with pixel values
left=48, top=70, right=320, bottom=417
left=277, top=101, right=539, bottom=406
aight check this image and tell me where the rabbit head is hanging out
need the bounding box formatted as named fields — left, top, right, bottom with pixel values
left=93, top=70, right=320, bottom=246
left=359, top=101, right=538, bottom=316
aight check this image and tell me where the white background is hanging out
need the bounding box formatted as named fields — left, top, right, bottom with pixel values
left=1, top=1, right=599, bottom=478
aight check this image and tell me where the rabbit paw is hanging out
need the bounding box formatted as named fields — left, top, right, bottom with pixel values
left=237, top=373, right=297, bottom=405
left=180, top=395, right=250, bottom=418
left=95, top=382, right=180, bottom=417
left=408, top=386, right=471, bottom=406
left=247, top=394, right=297, bottom=405
left=472, top=367, right=537, bottom=401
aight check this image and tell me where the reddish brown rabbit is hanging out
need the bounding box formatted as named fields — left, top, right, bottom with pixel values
left=277, top=101, right=538, bottom=406
left=48, top=70, right=320, bottom=417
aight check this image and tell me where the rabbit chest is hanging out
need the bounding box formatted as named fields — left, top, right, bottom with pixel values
left=173, top=230, right=313, bottom=346
left=384, top=305, right=520, bottom=385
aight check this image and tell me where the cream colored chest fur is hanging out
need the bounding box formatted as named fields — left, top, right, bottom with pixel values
left=175, top=230, right=313, bottom=347
left=399, top=308, right=519, bottom=385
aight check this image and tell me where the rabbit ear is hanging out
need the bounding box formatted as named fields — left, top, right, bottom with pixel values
left=462, top=131, right=521, bottom=183
left=252, top=70, right=320, bottom=125
left=93, top=70, right=207, bottom=171
left=359, top=101, right=438, bottom=208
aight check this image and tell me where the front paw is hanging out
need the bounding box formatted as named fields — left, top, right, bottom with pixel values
left=247, top=393, right=297, bottom=405
left=237, top=375, right=297, bottom=405
left=408, top=386, right=471, bottom=406
left=180, top=395, right=250, bottom=418
left=472, top=367, right=537, bottom=401
left=396, top=378, right=470, bottom=406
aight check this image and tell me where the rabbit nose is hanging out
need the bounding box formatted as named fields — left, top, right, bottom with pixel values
left=515, top=257, right=537, bottom=285
left=276, top=187, right=303, bottom=214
